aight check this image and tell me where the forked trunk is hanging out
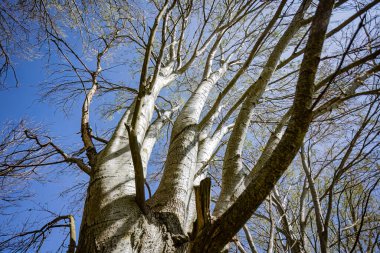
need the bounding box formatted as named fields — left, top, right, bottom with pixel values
left=76, top=159, right=192, bottom=253
left=76, top=73, right=191, bottom=253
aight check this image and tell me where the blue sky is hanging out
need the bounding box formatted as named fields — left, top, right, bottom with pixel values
left=0, top=54, right=91, bottom=251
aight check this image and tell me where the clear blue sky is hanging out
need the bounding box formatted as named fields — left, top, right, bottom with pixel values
left=0, top=54, right=93, bottom=251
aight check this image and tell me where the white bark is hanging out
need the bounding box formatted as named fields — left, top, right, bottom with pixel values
left=243, top=225, right=259, bottom=253
left=195, top=123, right=234, bottom=185
left=172, top=63, right=228, bottom=137
left=313, top=64, right=380, bottom=118
left=77, top=69, right=176, bottom=252
left=268, top=196, right=275, bottom=253
left=185, top=123, right=233, bottom=231
left=213, top=0, right=310, bottom=216
left=272, top=187, right=304, bottom=253
left=148, top=63, right=229, bottom=229
left=141, top=108, right=177, bottom=173
left=300, top=147, right=327, bottom=253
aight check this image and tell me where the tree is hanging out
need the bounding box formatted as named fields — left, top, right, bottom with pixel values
left=0, top=0, right=379, bottom=252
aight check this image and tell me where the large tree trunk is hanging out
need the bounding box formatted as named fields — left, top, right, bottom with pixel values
left=77, top=171, right=178, bottom=253
left=76, top=71, right=185, bottom=253
left=77, top=168, right=200, bottom=253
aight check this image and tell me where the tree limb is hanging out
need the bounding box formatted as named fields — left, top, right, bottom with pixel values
left=125, top=124, right=147, bottom=214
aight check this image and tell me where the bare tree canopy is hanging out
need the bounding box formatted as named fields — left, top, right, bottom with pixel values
left=0, top=0, right=379, bottom=252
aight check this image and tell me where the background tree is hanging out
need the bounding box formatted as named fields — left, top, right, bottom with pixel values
left=0, top=0, right=379, bottom=252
